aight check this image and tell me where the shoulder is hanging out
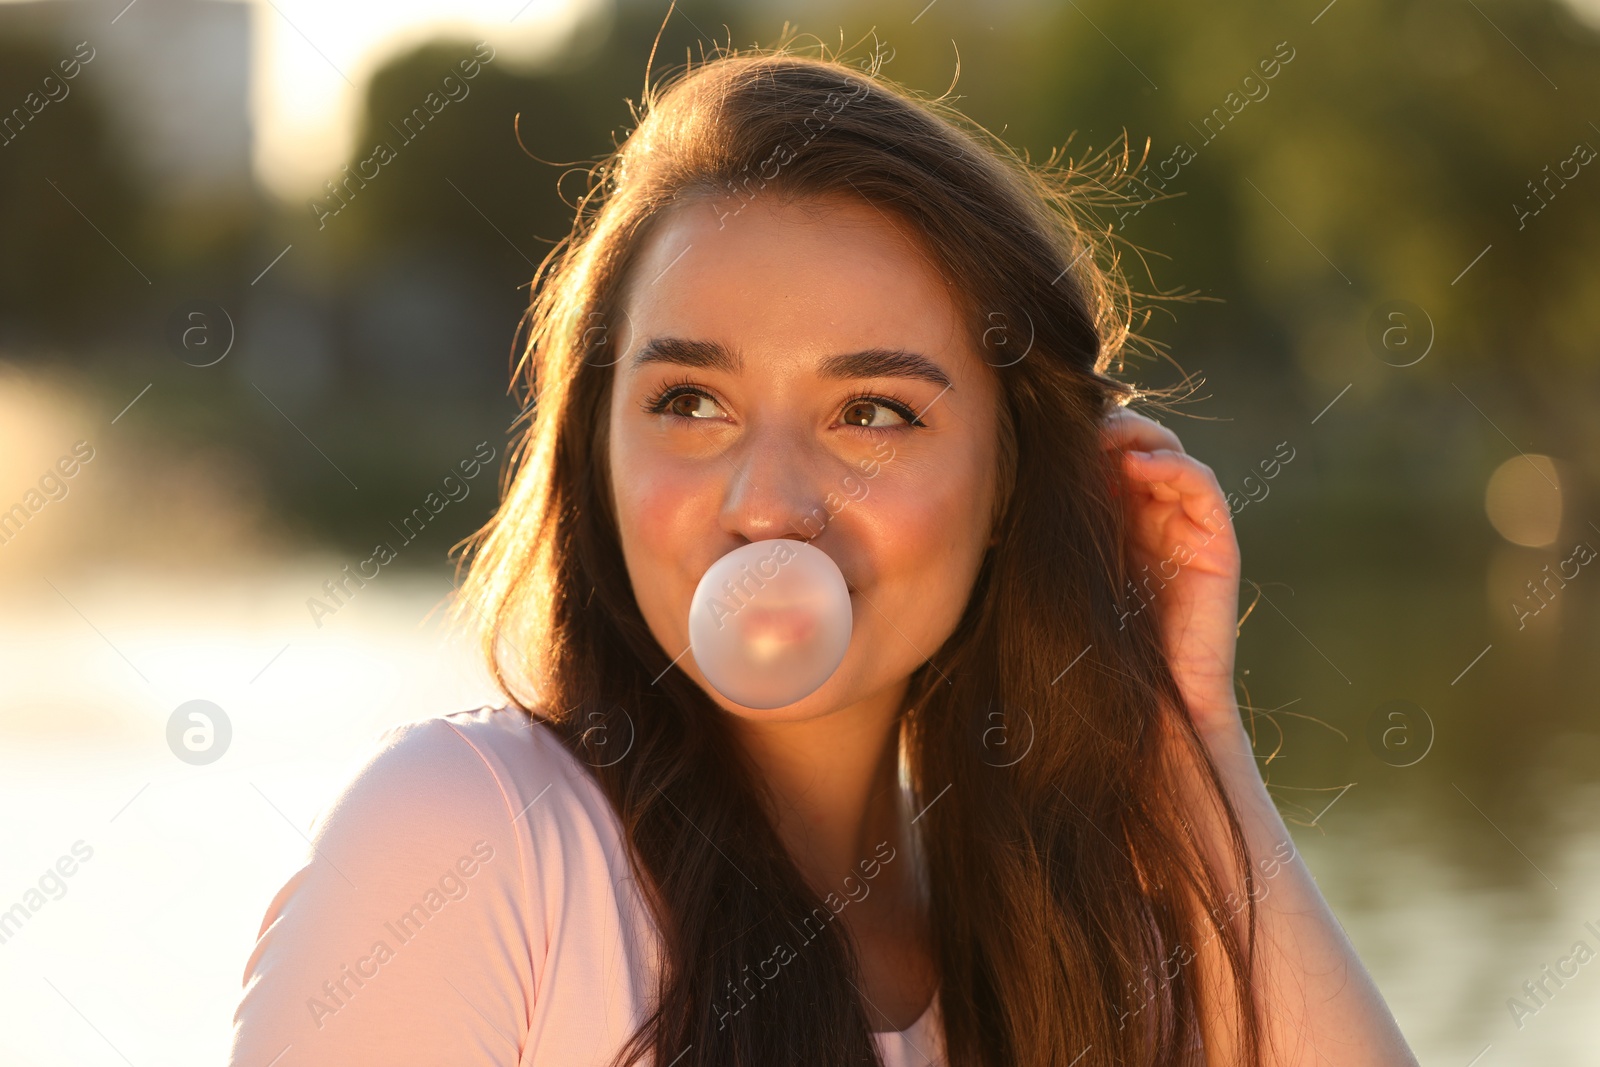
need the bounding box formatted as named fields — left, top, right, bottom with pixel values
left=409, top=705, right=633, bottom=868
left=312, top=704, right=624, bottom=858
left=227, top=705, right=615, bottom=1066
left=291, top=706, right=591, bottom=879
left=299, top=703, right=638, bottom=921
left=341, top=703, right=583, bottom=805
left=332, top=705, right=592, bottom=821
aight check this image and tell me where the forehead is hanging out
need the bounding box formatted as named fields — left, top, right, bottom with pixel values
left=614, top=193, right=971, bottom=372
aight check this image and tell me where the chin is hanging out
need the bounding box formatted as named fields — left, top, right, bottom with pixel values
left=696, top=661, right=866, bottom=721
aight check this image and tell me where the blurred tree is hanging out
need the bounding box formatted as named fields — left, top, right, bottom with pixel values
left=330, top=0, right=1599, bottom=413
left=10, top=0, right=1594, bottom=540
left=0, top=34, right=147, bottom=348
left=766, top=0, right=1600, bottom=493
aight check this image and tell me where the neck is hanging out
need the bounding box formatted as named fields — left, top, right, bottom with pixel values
left=726, top=678, right=914, bottom=900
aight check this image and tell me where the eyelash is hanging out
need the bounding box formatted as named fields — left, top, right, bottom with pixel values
left=639, top=376, right=927, bottom=434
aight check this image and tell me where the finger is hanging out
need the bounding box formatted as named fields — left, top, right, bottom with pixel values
left=1101, top=409, right=1186, bottom=455
left=1121, top=449, right=1231, bottom=535
left=1122, top=451, right=1227, bottom=533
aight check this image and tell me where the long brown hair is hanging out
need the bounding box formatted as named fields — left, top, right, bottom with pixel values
left=452, top=29, right=1266, bottom=1067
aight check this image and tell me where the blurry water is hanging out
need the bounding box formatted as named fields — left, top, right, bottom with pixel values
left=0, top=558, right=1596, bottom=1065
left=1223, top=549, right=1600, bottom=1065
left=0, top=562, right=500, bottom=1067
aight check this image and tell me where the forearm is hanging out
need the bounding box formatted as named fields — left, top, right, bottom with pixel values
left=1172, top=698, right=1419, bottom=1066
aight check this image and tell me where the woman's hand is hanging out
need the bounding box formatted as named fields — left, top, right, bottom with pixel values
left=1101, top=408, right=1243, bottom=738
left=1103, top=411, right=1422, bottom=1066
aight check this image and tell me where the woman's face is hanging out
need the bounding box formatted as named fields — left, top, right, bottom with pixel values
left=606, top=192, right=1001, bottom=723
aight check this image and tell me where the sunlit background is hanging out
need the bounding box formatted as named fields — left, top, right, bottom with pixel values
left=3, top=0, right=1600, bottom=1062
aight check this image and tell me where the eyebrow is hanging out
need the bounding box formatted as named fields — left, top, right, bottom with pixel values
left=629, top=336, right=954, bottom=390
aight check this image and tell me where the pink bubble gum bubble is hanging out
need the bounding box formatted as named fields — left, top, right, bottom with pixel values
left=688, top=539, right=853, bottom=710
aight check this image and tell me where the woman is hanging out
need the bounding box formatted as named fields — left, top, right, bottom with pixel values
left=227, top=41, right=1419, bottom=1067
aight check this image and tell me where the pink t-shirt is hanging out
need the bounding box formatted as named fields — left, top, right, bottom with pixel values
left=227, top=705, right=947, bottom=1067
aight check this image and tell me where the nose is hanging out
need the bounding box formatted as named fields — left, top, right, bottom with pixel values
left=717, top=426, right=836, bottom=546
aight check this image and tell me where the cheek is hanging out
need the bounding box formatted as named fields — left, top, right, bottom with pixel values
left=609, top=435, right=715, bottom=606
left=843, top=465, right=985, bottom=677
left=860, top=447, right=991, bottom=588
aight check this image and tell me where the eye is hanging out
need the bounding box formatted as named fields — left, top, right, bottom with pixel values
left=840, top=397, right=922, bottom=431
left=641, top=381, right=725, bottom=420
left=641, top=378, right=926, bottom=434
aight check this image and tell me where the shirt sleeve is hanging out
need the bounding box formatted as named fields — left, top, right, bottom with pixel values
left=226, top=717, right=541, bottom=1067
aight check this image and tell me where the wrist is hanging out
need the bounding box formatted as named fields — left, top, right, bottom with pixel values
left=1182, top=688, right=1248, bottom=745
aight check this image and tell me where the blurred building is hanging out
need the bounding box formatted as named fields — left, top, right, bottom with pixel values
left=0, top=0, right=252, bottom=205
